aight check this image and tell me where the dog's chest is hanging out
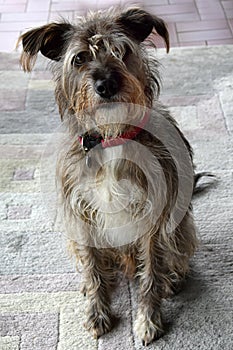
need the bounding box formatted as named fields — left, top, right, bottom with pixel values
left=78, top=145, right=151, bottom=242
left=82, top=146, right=145, bottom=214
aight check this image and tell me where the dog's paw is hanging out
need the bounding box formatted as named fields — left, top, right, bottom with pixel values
left=84, top=308, right=112, bottom=339
left=134, top=312, right=164, bottom=346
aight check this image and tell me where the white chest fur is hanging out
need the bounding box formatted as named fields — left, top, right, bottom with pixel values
left=68, top=144, right=166, bottom=247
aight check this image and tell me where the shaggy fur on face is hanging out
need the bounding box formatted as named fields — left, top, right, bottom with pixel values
left=18, top=7, right=198, bottom=346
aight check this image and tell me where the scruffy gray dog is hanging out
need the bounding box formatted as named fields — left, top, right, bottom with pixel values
left=18, top=7, right=198, bottom=346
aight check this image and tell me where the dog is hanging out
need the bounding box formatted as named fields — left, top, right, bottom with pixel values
left=18, top=7, right=199, bottom=346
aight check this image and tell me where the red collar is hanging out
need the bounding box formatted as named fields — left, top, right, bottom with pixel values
left=78, top=110, right=150, bottom=152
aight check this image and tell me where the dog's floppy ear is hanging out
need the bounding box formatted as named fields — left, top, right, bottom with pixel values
left=18, top=22, right=74, bottom=72
left=117, top=8, right=170, bottom=52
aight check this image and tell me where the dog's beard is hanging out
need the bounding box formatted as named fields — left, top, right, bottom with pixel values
left=74, top=103, right=148, bottom=139
left=96, top=103, right=147, bottom=139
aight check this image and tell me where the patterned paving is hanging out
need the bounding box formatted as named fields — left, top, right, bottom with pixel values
left=0, top=0, right=233, bottom=51
left=0, top=45, right=233, bottom=349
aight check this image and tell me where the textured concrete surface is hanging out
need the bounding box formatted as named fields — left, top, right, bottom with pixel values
left=0, top=45, right=233, bottom=349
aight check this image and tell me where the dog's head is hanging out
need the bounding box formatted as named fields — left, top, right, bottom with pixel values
left=18, top=7, right=169, bottom=127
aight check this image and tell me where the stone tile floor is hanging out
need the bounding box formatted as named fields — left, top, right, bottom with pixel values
left=0, top=45, right=233, bottom=349
left=0, top=0, right=233, bottom=51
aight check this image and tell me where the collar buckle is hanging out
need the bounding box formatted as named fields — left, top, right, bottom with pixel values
left=82, top=133, right=103, bottom=153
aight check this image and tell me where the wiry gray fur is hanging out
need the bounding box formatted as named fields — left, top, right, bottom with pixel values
left=18, top=7, right=198, bottom=346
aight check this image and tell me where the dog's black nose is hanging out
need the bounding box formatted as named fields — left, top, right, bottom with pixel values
left=94, top=78, right=119, bottom=99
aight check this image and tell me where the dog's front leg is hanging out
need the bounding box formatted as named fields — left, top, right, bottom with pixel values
left=79, top=246, right=114, bottom=339
left=134, top=234, right=165, bottom=346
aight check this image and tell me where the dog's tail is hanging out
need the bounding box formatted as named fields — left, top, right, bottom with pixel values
left=193, top=172, right=217, bottom=195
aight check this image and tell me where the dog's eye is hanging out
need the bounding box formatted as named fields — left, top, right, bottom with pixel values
left=72, top=52, right=90, bottom=66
